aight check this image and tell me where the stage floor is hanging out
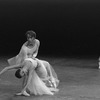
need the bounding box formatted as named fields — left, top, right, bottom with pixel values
left=0, top=56, right=100, bottom=100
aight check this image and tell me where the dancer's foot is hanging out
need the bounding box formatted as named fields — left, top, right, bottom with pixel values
left=22, top=91, right=30, bottom=96
left=16, top=91, right=30, bottom=96
left=16, top=92, right=22, bottom=96
left=49, top=88, right=59, bottom=92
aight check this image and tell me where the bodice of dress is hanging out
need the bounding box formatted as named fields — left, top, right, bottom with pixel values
left=22, top=39, right=39, bottom=58
left=23, top=42, right=37, bottom=58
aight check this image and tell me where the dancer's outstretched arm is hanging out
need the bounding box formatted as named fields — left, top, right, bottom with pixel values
left=0, top=64, right=21, bottom=75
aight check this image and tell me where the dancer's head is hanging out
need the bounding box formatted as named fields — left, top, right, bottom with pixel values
left=26, top=30, right=36, bottom=42
left=15, top=69, right=24, bottom=79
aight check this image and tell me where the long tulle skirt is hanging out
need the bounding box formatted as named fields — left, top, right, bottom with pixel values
left=27, top=69, right=59, bottom=95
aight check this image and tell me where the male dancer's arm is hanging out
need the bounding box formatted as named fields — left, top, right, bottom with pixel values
left=32, top=39, right=40, bottom=58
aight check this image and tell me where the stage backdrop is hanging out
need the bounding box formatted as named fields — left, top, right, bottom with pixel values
left=0, top=0, right=100, bottom=57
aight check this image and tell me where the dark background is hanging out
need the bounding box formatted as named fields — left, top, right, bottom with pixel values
left=0, top=0, right=100, bottom=57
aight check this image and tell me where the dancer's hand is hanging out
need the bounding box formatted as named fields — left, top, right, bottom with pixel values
left=42, top=76, right=51, bottom=81
left=50, top=77, right=56, bottom=88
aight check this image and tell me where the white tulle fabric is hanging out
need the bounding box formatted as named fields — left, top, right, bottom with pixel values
left=24, top=58, right=59, bottom=95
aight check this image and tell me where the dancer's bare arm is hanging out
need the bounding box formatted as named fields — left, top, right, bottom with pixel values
left=32, top=39, right=40, bottom=58
left=45, top=63, right=53, bottom=77
left=21, top=69, right=33, bottom=92
left=0, top=64, right=21, bottom=75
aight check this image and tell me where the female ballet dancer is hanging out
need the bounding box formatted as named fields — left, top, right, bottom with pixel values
left=0, top=30, right=59, bottom=96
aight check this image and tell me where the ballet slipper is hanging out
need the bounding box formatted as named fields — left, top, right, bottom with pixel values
left=49, top=88, right=59, bottom=92
left=15, top=92, right=22, bottom=96
left=16, top=91, right=30, bottom=96
left=22, top=91, right=30, bottom=96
